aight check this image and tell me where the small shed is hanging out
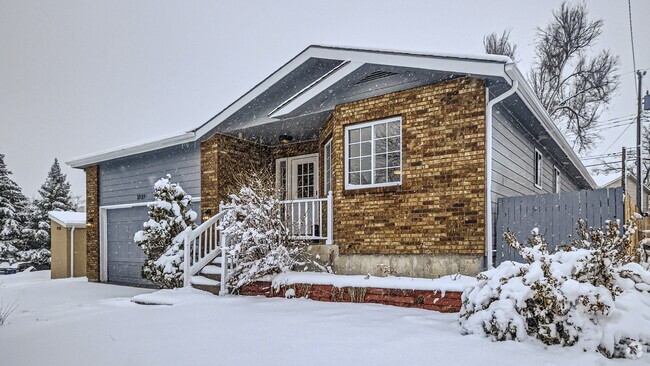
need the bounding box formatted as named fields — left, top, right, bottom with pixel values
left=49, top=211, right=86, bottom=279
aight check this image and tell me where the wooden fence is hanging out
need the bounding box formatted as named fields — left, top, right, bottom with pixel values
left=495, top=188, right=625, bottom=265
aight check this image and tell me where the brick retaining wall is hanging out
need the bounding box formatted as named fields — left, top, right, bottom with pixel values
left=239, top=281, right=463, bottom=313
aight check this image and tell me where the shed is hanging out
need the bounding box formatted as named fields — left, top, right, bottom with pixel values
left=49, top=211, right=87, bottom=279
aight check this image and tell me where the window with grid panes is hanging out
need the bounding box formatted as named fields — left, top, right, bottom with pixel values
left=345, top=117, right=402, bottom=189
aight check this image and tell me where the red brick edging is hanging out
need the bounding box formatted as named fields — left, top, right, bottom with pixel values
left=238, top=281, right=463, bottom=313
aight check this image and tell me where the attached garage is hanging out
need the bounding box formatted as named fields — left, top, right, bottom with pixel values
left=105, top=206, right=150, bottom=287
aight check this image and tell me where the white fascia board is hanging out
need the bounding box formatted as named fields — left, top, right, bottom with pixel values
left=269, top=61, right=364, bottom=119
left=306, top=47, right=508, bottom=80
left=193, top=49, right=322, bottom=139
left=504, top=66, right=597, bottom=189
left=66, top=131, right=196, bottom=168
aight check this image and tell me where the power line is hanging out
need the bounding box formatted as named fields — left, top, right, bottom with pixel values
left=628, top=0, right=637, bottom=73
left=602, top=122, right=635, bottom=153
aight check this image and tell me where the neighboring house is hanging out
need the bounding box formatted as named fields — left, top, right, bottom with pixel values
left=602, top=173, right=650, bottom=213
left=49, top=211, right=86, bottom=279
left=68, top=45, right=595, bottom=287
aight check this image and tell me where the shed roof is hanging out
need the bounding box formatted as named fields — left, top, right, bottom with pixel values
left=48, top=211, right=86, bottom=228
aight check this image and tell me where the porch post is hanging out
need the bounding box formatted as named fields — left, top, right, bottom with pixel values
left=326, top=191, right=333, bottom=245
left=183, top=234, right=190, bottom=287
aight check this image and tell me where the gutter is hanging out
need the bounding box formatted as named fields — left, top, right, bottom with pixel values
left=485, top=64, right=519, bottom=270
left=67, top=131, right=196, bottom=169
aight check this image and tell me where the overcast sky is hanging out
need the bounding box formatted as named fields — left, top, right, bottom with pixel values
left=1, top=0, right=648, bottom=198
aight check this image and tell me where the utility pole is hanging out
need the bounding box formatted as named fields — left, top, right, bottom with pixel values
left=636, top=70, right=646, bottom=214
left=622, top=147, right=627, bottom=196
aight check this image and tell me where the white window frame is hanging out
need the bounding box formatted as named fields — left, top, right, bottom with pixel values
left=324, top=138, right=333, bottom=194
left=534, top=148, right=543, bottom=189
left=344, top=116, right=402, bottom=190
left=554, top=166, right=561, bottom=193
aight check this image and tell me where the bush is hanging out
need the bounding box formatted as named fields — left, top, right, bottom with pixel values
left=134, top=175, right=197, bottom=288
left=219, top=170, right=313, bottom=291
left=459, top=219, right=650, bottom=359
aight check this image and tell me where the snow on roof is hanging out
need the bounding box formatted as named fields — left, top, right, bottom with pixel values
left=48, top=211, right=86, bottom=228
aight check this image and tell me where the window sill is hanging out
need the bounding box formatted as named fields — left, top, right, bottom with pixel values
left=343, top=183, right=403, bottom=196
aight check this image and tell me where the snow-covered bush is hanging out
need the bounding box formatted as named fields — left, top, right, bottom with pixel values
left=134, top=175, right=197, bottom=288
left=219, top=170, right=312, bottom=291
left=16, top=248, right=51, bottom=265
left=459, top=219, right=650, bottom=359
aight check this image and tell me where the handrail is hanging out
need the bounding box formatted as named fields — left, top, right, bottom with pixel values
left=278, top=191, right=333, bottom=244
left=183, top=209, right=230, bottom=287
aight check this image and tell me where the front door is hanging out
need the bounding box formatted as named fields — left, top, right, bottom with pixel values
left=290, top=155, right=319, bottom=200
left=276, top=154, right=319, bottom=238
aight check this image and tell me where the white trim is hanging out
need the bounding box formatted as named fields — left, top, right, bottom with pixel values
left=67, top=131, right=195, bottom=168
left=344, top=117, right=402, bottom=190
left=324, top=138, right=333, bottom=194
left=98, top=197, right=201, bottom=283
left=554, top=166, right=561, bottom=193
left=485, top=79, right=518, bottom=270
left=276, top=154, right=319, bottom=200
left=534, top=148, right=543, bottom=190
left=269, top=61, right=364, bottom=118
left=504, top=66, right=596, bottom=189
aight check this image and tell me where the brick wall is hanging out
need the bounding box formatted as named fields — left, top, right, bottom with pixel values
left=85, top=165, right=100, bottom=281
left=200, top=133, right=271, bottom=219
left=325, top=77, right=487, bottom=256
left=239, top=281, right=463, bottom=312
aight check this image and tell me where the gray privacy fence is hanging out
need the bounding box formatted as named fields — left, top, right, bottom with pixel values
left=495, top=187, right=625, bottom=265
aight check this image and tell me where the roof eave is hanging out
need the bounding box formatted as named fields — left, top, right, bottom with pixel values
left=504, top=66, right=597, bottom=189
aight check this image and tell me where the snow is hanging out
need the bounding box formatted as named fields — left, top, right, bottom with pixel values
left=271, top=271, right=477, bottom=293
left=47, top=211, right=85, bottom=227
left=190, top=275, right=220, bottom=287
left=0, top=271, right=640, bottom=365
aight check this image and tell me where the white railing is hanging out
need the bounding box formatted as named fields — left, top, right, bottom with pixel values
left=279, top=191, right=333, bottom=244
left=183, top=209, right=230, bottom=294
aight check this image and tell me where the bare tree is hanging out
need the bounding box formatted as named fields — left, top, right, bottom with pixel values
left=529, top=2, right=619, bottom=152
left=483, top=29, right=518, bottom=61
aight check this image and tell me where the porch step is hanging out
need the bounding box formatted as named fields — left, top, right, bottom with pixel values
left=190, top=275, right=221, bottom=295
left=201, top=264, right=222, bottom=275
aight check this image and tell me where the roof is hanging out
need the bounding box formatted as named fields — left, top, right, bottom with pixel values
left=601, top=172, right=650, bottom=192
left=48, top=211, right=86, bottom=228
left=66, top=44, right=596, bottom=189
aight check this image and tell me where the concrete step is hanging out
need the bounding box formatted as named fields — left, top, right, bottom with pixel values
left=190, top=275, right=220, bottom=295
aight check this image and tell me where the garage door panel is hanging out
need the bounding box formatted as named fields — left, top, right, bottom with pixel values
left=106, top=206, right=150, bottom=287
left=104, top=202, right=201, bottom=287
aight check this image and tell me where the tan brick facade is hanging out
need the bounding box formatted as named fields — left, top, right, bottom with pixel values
left=200, top=133, right=272, bottom=219
left=323, top=77, right=486, bottom=256
left=85, top=165, right=100, bottom=281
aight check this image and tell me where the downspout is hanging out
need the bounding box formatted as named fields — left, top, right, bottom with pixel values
left=485, top=65, right=518, bottom=270
left=70, top=226, right=75, bottom=278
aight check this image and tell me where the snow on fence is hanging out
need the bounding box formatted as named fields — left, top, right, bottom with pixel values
left=495, top=187, right=625, bottom=265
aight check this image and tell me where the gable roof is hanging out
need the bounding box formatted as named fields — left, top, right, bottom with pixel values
left=601, top=172, right=650, bottom=192
left=66, top=45, right=596, bottom=189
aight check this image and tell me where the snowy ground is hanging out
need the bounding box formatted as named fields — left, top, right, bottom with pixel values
left=0, top=271, right=646, bottom=366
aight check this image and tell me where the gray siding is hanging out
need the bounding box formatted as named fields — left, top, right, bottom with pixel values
left=99, top=142, right=201, bottom=206
left=490, top=105, right=582, bottom=249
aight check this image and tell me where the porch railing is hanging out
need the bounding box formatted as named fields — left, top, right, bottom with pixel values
left=279, top=191, right=333, bottom=244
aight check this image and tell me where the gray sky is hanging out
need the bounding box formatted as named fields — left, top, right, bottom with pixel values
left=1, top=0, right=648, bottom=198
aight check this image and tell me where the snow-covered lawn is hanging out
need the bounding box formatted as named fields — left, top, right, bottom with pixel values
left=0, top=271, right=645, bottom=365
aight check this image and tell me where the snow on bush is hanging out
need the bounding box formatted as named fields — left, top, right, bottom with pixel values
left=459, top=219, right=650, bottom=359
left=16, top=248, right=51, bottom=265
left=219, top=170, right=315, bottom=291
left=134, top=175, right=197, bottom=288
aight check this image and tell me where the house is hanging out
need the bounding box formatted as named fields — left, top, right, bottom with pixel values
left=602, top=172, right=650, bottom=213
left=49, top=211, right=86, bottom=279
left=67, top=45, right=595, bottom=287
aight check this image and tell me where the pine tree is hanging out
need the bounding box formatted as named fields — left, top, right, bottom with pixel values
left=134, top=174, right=197, bottom=288
left=25, top=159, right=73, bottom=249
left=0, top=151, right=29, bottom=256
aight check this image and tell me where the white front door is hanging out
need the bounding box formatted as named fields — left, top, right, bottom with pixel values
left=276, top=154, right=320, bottom=238
left=290, top=155, right=319, bottom=200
